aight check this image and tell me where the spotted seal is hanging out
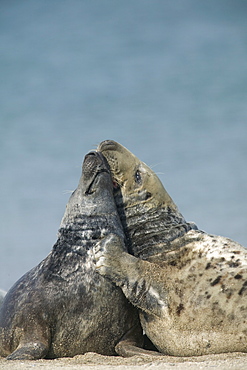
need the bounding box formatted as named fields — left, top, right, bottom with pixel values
left=95, top=139, right=247, bottom=356
left=0, top=151, right=146, bottom=360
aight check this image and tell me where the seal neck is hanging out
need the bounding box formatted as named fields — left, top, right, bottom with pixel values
left=117, top=203, right=198, bottom=258
left=54, top=213, right=124, bottom=256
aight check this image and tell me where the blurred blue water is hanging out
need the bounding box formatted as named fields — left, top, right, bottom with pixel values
left=0, top=0, right=247, bottom=290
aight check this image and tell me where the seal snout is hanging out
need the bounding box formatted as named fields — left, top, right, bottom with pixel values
left=97, top=140, right=118, bottom=152
left=82, top=151, right=111, bottom=195
left=83, top=151, right=109, bottom=174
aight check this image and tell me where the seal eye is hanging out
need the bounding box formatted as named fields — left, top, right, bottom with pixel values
left=135, top=170, right=142, bottom=184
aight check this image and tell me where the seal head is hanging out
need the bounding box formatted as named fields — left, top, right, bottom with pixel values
left=98, top=140, right=196, bottom=257
left=98, top=140, right=176, bottom=210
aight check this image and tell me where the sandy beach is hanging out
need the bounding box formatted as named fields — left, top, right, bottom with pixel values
left=1, top=352, right=247, bottom=370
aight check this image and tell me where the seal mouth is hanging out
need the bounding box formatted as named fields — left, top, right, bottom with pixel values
left=85, top=168, right=110, bottom=195
left=95, top=145, right=120, bottom=190
left=82, top=151, right=111, bottom=195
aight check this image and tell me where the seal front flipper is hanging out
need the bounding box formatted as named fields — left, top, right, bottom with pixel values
left=7, top=341, right=48, bottom=360
left=1, top=311, right=50, bottom=360
left=115, top=324, right=163, bottom=357
left=94, top=234, right=167, bottom=318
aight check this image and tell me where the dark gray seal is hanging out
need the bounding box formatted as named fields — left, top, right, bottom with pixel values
left=95, top=140, right=247, bottom=356
left=0, top=151, right=144, bottom=360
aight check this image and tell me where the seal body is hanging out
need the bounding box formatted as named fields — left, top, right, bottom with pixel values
left=0, top=151, right=142, bottom=360
left=95, top=140, right=247, bottom=356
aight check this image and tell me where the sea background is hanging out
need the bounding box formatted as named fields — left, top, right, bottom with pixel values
left=0, top=0, right=246, bottom=291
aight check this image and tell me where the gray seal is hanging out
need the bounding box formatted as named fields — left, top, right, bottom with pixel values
left=95, top=140, right=247, bottom=356
left=0, top=151, right=144, bottom=360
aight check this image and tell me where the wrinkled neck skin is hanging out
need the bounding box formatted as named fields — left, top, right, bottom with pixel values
left=55, top=182, right=124, bottom=257
left=114, top=189, right=197, bottom=259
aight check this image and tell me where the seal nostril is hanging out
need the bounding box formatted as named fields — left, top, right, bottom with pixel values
left=84, top=152, right=99, bottom=166
left=98, top=140, right=117, bottom=152
left=83, top=152, right=101, bottom=176
left=86, top=152, right=97, bottom=157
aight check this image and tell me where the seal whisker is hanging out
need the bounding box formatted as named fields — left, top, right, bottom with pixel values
left=148, top=163, right=166, bottom=177
left=63, top=190, right=74, bottom=194
left=148, top=163, right=164, bottom=169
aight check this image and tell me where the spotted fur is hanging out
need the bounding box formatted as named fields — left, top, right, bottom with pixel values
left=96, top=140, right=247, bottom=356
